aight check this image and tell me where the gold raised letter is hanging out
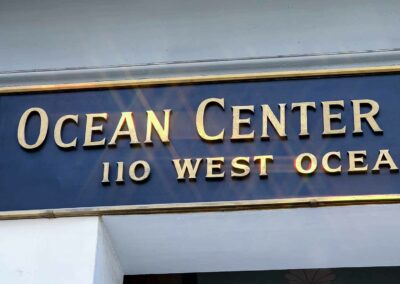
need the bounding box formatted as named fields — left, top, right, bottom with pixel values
left=196, top=98, right=225, bottom=141
left=322, top=100, right=346, bottom=136
left=129, top=160, right=151, bottom=182
left=348, top=150, right=368, bottom=173
left=295, top=153, right=317, bottom=175
left=54, top=114, right=78, bottom=149
left=372, top=149, right=399, bottom=173
left=116, top=161, right=124, bottom=183
left=322, top=151, right=342, bottom=174
left=144, top=109, right=172, bottom=144
left=84, top=113, right=108, bottom=147
left=291, top=102, right=316, bottom=137
left=261, top=104, right=287, bottom=139
left=352, top=99, right=383, bottom=134
left=206, top=157, right=225, bottom=179
left=254, top=155, right=274, bottom=177
left=231, top=105, right=255, bottom=140
left=102, top=162, right=110, bottom=184
left=18, top=107, right=49, bottom=150
left=172, top=158, right=202, bottom=180
left=108, top=112, right=139, bottom=146
left=231, top=157, right=250, bottom=178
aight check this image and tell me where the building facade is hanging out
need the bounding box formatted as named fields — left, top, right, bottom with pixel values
left=1, top=1, right=400, bottom=283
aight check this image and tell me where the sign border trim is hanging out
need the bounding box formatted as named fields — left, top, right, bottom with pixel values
left=1, top=65, right=400, bottom=94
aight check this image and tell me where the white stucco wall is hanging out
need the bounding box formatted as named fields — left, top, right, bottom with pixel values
left=0, top=217, right=99, bottom=283
left=0, top=217, right=124, bottom=284
left=94, top=220, right=124, bottom=284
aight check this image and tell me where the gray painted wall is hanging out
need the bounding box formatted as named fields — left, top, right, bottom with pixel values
left=1, top=0, right=400, bottom=73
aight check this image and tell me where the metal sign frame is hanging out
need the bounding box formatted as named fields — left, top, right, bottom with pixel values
left=1, top=65, right=400, bottom=219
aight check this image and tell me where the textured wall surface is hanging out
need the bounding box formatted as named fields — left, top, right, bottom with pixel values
left=1, top=0, right=400, bottom=72
left=0, top=217, right=99, bottom=283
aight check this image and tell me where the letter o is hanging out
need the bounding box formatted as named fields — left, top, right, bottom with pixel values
left=295, top=153, right=317, bottom=174
left=129, top=160, right=151, bottom=182
left=17, top=107, right=49, bottom=150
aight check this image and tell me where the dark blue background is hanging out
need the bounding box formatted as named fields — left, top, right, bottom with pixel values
left=1, top=74, right=399, bottom=211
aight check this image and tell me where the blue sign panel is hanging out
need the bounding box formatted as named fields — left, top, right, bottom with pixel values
left=1, top=73, right=400, bottom=212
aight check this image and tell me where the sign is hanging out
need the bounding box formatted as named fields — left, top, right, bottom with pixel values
left=1, top=70, right=400, bottom=215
